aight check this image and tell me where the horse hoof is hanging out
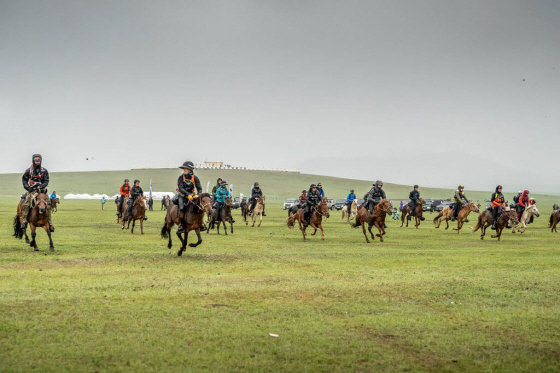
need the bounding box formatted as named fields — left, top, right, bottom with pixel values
left=50, top=247, right=54, bottom=252
left=34, top=247, right=39, bottom=251
left=177, top=250, right=183, bottom=256
left=25, top=239, right=30, bottom=244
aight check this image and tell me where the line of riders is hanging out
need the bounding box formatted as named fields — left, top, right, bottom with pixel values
left=18, top=154, right=558, bottom=234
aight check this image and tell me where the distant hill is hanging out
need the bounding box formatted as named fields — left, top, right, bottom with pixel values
left=0, top=169, right=557, bottom=206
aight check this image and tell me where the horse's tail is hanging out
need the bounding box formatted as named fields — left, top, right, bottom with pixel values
left=351, top=215, right=362, bottom=228
left=287, top=212, right=297, bottom=228
left=13, top=214, right=23, bottom=239
left=433, top=212, right=443, bottom=225
left=160, top=222, right=169, bottom=239
left=471, top=213, right=483, bottom=233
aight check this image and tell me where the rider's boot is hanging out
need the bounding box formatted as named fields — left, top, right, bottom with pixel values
left=177, top=210, right=186, bottom=233
left=20, top=199, right=31, bottom=229
left=48, top=210, right=55, bottom=232
left=262, top=205, right=266, bottom=217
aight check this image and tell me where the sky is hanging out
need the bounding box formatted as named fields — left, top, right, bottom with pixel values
left=1, top=1, right=559, bottom=193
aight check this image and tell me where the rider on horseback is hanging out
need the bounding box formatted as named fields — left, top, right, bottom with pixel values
left=299, top=190, right=307, bottom=206
left=249, top=182, right=266, bottom=216
left=346, top=189, right=356, bottom=216
left=125, top=180, right=147, bottom=221
left=211, top=178, right=222, bottom=201
left=365, top=181, right=386, bottom=214
left=177, top=161, right=202, bottom=233
left=518, top=190, right=530, bottom=220
left=451, top=186, right=469, bottom=222
left=490, top=185, right=506, bottom=230
left=303, top=184, right=322, bottom=227
left=117, top=179, right=131, bottom=217
left=407, top=185, right=420, bottom=220
left=21, top=154, right=54, bottom=232
left=214, top=180, right=230, bottom=223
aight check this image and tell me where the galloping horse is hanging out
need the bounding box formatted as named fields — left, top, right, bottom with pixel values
left=472, top=208, right=519, bottom=241
left=13, top=191, right=54, bottom=252
left=116, top=196, right=129, bottom=223
left=550, top=210, right=560, bottom=233
left=400, top=198, right=426, bottom=228
left=341, top=199, right=358, bottom=222
left=288, top=203, right=301, bottom=217
left=243, top=196, right=265, bottom=227
left=51, top=197, right=60, bottom=212
left=433, top=202, right=479, bottom=233
left=286, top=197, right=330, bottom=241
left=352, top=199, right=392, bottom=243
left=513, top=204, right=539, bottom=234
left=121, top=196, right=147, bottom=234
left=207, top=197, right=234, bottom=235
left=161, top=193, right=213, bottom=256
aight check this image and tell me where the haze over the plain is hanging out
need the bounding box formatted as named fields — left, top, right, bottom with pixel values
left=1, top=1, right=558, bottom=193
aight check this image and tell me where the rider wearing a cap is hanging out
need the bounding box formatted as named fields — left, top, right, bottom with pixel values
left=490, top=185, right=506, bottom=230
left=117, top=179, right=131, bottom=217
left=407, top=185, right=420, bottom=220
left=21, top=154, right=54, bottom=232
left=249, top=182, right=266, bottom=216
left=177, top=161, right=202, bottom=232
left=304, top=184, right=322, bottom=227
left=298, top=189, right=307, bottom=206
left=517, top=190, right=530, bottom=220
left=346, top=189, right=356, bottom=217
left=365, top=181, right=386, bottom=214
left=213, top=180, right=230, bottom=222
left=451, top=185, right=469, bottom=222
left=125, top=179, right=147, bottom=221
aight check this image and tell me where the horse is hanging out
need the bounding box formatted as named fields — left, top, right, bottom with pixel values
left=341, top=199, right=358, bottom=222
left=13, top=191, right=54, bottom=252
left=121, top=196, right=147, bottom=234
left=288, top=203, right=301, bottom=217
left=550, top=210, right=560, bottom=233
left=471, top=208, right=519, bottom=241
left=116, top=196, right=128, bottom=223
left=286, top=197, right=330, bottom=241
left=161, top=193, right=213, bottom=256
left=243, top=196, right=265, bottom=227
left=400, top=198, right=426, bottom=228
left=513, top=204, right=539, bottom=234
left=207, top=197, right=234, bottom=235
left=433, top=202, right=479, bottom=233
left=351, top=199, right=392, bottom=243
left=51, top=197, right=60, bottom=212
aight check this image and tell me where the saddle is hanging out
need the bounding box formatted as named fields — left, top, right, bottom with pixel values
left=172, top=195, right=179, bottom=205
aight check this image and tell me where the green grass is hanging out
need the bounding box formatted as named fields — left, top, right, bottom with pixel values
left=1, top=191, right=559, bottom=372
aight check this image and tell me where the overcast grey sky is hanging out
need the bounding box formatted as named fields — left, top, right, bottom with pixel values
left=1, top=1, right=559, bottom=192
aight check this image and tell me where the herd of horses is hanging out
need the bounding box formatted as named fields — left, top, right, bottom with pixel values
left=10, top=191, right=559, bottom=253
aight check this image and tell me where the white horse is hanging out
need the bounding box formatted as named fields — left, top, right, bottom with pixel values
left=341, top=199, right=358, bottom=222
left=513, top=204, right=540, bottom=234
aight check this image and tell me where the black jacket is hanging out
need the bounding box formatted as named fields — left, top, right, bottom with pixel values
left=368, top=186, right=386, bottom=203
left=491, top=187, right=504, bottom=205
left=251, top=187, right=263, bottom=201
left=409, top=190, right=419, bottom=202
left=513, top=195, right=520, bottom=204
left=177, top=173, right=202, bottom=195
left=306, top=190, right=322, bottom=206
left=130, top=186, right=144, bottom=199
left=22, top=166, right=49, bottom=192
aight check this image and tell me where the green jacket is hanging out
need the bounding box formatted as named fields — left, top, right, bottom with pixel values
left=454, top=190, right=468, bottom=204
left=211, top=183, right=221, bottom=196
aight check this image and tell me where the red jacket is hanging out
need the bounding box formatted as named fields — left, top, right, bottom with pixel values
left=299, top=193, right=307, bottom=204
left=120, top=184, right=131, bottom=196
left=518, top=190, right=530, bottom=207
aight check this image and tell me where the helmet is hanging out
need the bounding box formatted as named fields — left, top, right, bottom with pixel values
left=458, top=185, right=464, bottom=190
left=217, top=178, right=222, bottom=182
left=134, top=179, right=140, bottom=183
left=302, top=189, right=306, bottom=193
left=309, top=184, right=317, bottom=189
left=254, top=182, right=259, bottom=186
left=350, top=189, right=354, bottom=192
left=414, top=185, right=419, bottom=189
left=124, top=179, right=129, bottom=182
left=179, top=161, right=194, bottom=170
left=518, top=190, right=522, bottom=194
left=376, top=180, right=383, bottom=186
left=32, top=154, right=42, bottom=162
left=221, top=180, right=228, bottom=185
left=524, top=189, right=529, bottom=195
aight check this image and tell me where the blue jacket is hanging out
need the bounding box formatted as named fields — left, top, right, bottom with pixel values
left=215, top=187, right=229, bottom=203
left=347, top=193, right=356, bottom=203
left=50, top=193, right=57, bottom=199
left=317, top=187, right=325, bottom=198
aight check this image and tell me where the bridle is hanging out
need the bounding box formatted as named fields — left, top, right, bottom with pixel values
left=313, top=202, right=329, bottom=216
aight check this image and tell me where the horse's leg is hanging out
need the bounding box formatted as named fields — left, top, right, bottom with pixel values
left=367, top=223, right=375, bottom=241
left=444, top=217, right=450, bottom=230
left=258, top=213, right=262, bottom=227
left=44, top=226, right=54, bottom=252
left=30, top=225, right=38, bottom=250
left=252, top=213, right=256, bottom=227
left=400, top=211, right=405, bottom=227
left=189, top=229, right=202, bottom=247
left=131, top=219, right=135, bottom=234
left=310, top=223, right=317, bottom=235
left=222, top=220, right=228, bottom=236
left=140, top=217, right=144, bottom=235
left=24, top=229, right=30, bottom=244
left=230, top=218, right=234, bottom=234
left=360, top=219, right=370, bottom=243
left=181, top=231, right=189, bottom=252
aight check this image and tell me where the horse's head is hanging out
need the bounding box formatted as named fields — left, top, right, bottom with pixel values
left=468, top=202, right=480, bottom=213
left=35, top=192, right=49, bottom=214
left=508, top=209, right=519, bottom=225
left=225, top=197, right=233, bottom=207
left=199, top=193, right=213, bottom=212
left=136, top=196, right=146, bottom=209
left=319, top=197, right=330, bottom=218
left=258, top=196, right=265, bottom=205
left=528, top=204, right=540, bottom=217
left=380, top=199, right=393, bottom=214
left=418, top=198, right=426, bottom=206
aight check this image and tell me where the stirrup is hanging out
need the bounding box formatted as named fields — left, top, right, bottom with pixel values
left=49, top=225, right=55, bottom=232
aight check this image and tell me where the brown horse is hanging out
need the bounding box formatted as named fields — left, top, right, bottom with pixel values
left=352, top=199, right=392, bottom=243
left=286, top=197, right=330, bottom=241
left=433, top=202, right=479, bottom=233
left=13, top=191, right=54, bottom=252
left=121, top=196, right=146, bottom=234
left=161, top=193, right=213, bottom=256
left=400, top=198, right=426, bottom=228
left=116, top=196, right=129, bottom=223
left=51, top=197, right=60, bottom=212
left=471, top=208, right=519, bottom=241
left=550, top=210, right=560, bottom=233
left=207, top=197, right=234, bottom=235
left=243, top=196, right=265, bottom=227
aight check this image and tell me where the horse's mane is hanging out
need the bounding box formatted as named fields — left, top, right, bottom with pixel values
left=199, top=193, right=211, bottom=199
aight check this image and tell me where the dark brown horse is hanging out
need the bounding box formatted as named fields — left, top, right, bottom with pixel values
left=550, top=210, right=560, bottom=233
left=243, top=196, right=265, bottom=227
left=51, top=197, right=60, bottom=212
left=121, top=196, right=146, bottom=234
left=116, top=196, right=129, bottom=223
left=433, top=202, right=479, bottom=233
left=286, top=197, right=330, bottom=241
left=400, top=198, right=426, bottom=228
left=13, top=191, right=54, bottom=252
left=207, top=197, right=234, bottom=235
left=161, top=193, right=213, bottom=256
left=471, top=208, right=519, bottom=241
left=352, top=199, right=392, bottom=243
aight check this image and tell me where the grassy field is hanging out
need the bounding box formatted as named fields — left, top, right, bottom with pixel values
left=1, top=171, right=559, bottom=372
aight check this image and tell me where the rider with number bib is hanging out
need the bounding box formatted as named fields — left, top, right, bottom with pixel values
left=490, top=185, right=506, bottom=230
left=176, top=161, right=202, bottom=233
left=117, top=179, right=131, bottom=218
left=249, top=182, right=265, bottom=216
left=21, top=154, right=54, bottom=232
